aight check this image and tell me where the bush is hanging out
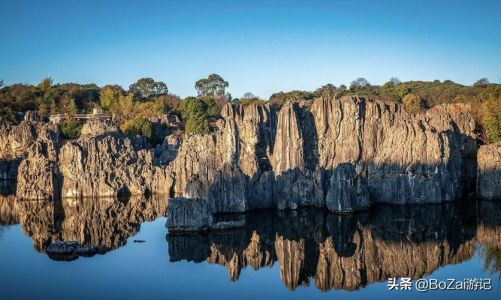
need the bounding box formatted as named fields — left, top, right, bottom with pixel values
left=481, top=96, right=501, bottom=143
left=60, top=119, right=83, bottom=139
left=402, top=93, right=427, bottom=114
left=121, top=118, right=153, bottom=141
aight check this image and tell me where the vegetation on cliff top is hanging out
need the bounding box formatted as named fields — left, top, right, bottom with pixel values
left=0, top=75, right=500, bottom=143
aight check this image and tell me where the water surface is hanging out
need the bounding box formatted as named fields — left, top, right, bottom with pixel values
left=0, top=194, right=500, bottom=299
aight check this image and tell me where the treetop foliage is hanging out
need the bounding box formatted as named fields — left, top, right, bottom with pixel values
left=129, top=77, right=168, bottom=100
left=195, top=74, right=228, bottom=97
left=1, top=76, right=500, bottom=143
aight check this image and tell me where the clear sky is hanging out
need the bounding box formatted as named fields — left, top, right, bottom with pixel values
left=1, top=0, right=500, bottom=98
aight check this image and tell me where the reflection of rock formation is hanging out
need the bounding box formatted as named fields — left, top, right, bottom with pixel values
left=0, top=194, right=18, bottom=225
left=14, top=194, right=167, bottom=259
left=477, top=201, right=501, bottom=277
left=477, top=201, right=501, bottom=250
left=167, top=203, right=477, bottom=291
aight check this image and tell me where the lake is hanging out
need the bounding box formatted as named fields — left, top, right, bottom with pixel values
left=0, top=193, right=500, bottom=299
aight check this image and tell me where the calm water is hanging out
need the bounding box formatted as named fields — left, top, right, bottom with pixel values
left=0, top=192, right=500, bottom=300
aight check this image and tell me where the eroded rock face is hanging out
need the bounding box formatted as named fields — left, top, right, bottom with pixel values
left=168, top=97, right=477, bottom=213
left=2, top=98, right=479, bottom=212
left=79, top=119, right=119, bottom=138
left=59, top=131, right=170, bottom=198
left=477, top=142, right=501, bottom=200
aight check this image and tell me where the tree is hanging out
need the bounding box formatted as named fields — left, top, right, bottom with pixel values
left=37, top=77, right=53, bottom=92
left=0, top=79, right=3, bottom=88
left=100, top=86, right=120, bottom=110
left=195, top=74, right=228, bottom=97
left=481, top=96, right=501, bottom=143
left=389, top=77, right=401, bottom=84
left=121, top=118, right=153, bottom=141
left=60, top=119, right=83, bottom=139
left=110, top=93, right=134, bottom=123
left=474, top=78, right=490, bottom=87
left=242, top=92, right=256, bottom=99
left=315, top=84, right=337, bottom=101
left=350, top=78, right=370, bottom=89
left=402, top=93, right=427, bottom=114
left=182, top=97, right=211, bottom=136
left=129, top=77, right=168, bottom=100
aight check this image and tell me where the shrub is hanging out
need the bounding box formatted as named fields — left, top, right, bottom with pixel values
left=481, top=96, right=501, bottom=143
left=402, top=93, right=427, bottom=114
left=121, top=118, right=153, bottom=141
left=60, top=119, right=83, bottom=139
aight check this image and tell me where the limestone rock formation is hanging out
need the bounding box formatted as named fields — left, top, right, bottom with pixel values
left=477, top=142, right=501, bottom=200
left=168, top=97, right=477, bottom=214
left=79, top=119, right=119, bottom=138
left=1, top=97, right=479, bottom=213
left=59, top=130, right=170, bottom=198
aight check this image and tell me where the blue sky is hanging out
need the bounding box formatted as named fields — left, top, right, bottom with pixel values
left=1, top=0, right=500, bottom=98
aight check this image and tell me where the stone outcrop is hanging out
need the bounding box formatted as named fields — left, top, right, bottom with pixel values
left=79, top=119, right=119, bottom=138
left=477, top=142, right=501, bottom=200
left=59, top=130, right=171, bottom=198
left=166, top=97, right=477, bottom=216
left=2, top=97, right=481, bottom=213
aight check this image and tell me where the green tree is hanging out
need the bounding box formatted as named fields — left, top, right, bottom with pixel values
left=182, top=97, right=211, bottom=135
left=60, top=119, right=83, bottom=139
left=100, top=86, right=120, bottom=110
left=110, top=93, right=135, bottom=123
left=129, top=77, right=168, bottom=100
left=68, top=99, right=78, bottom=115
left=121, top=118, right=153, bottom=141
left=195, top=74, right=228, bottom=97
left=37, top=77, right=53, bottom=92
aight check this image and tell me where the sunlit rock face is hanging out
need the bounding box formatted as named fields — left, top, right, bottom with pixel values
left=0, top=112, right=60, bottom=199
left=168, top=97, right=477, bottom=214
left=167, top=203, right=478, bottom=292
left=59, top=131, right=171, bottom=198
left=477, top=142, right=501, bottom=200
left=2, top=97, right=479, bottom=213
left=10, top=194, right=166, bottom=260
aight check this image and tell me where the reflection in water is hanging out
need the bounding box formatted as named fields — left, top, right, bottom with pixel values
left=168, top=202, right=497, bottom=291
left=1, top=191, right=501, bottom=292
left=0, top=194, right=167, bottom=260
left=477, top=201, right=501, bottom=278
